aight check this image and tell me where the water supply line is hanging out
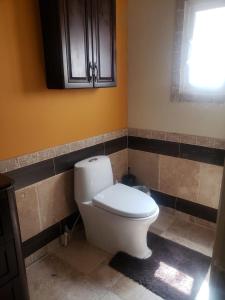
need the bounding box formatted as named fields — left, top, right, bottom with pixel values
left=61, top=213, right=81, bottom=247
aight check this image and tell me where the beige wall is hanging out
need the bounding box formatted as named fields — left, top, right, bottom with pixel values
left=128, top=0, right=225, bottom=139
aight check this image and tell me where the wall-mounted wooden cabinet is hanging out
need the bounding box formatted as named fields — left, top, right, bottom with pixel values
left=39, top=0, right=116, bottom=89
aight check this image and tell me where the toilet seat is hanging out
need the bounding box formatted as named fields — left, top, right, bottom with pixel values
left=93, top=183, right=158, bottom=219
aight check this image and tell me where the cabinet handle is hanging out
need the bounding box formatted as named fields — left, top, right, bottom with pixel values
left=94, top=63, right=98, bottom=82
left=88, top=62, right=93, bottom=82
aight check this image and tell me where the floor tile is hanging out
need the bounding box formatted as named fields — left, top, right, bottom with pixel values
left=27, top=255, right=115, bottom=300
left=27, top=211, right=216, bottom=300
left=98, top=290, right=122, bottom=300
left=111, top=275, right=163, bottom=300
left=29, top=274, right=109, bottom=300
left=161, top=219, right=215, bottom=256
left=48, top=238, right=109, bottom=275
left=89, top=264, right=122, bottom=289
left=27, top=255, right=79, bottom=299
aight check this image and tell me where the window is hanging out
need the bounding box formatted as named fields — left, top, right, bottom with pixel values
left=172, top=0, right=225, bottom=102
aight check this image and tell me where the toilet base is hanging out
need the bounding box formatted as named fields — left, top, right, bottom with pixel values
left=87, top=233, right=153, bottom=259
left=80, top=202, right=159, bottom=259
left=143, top=248, right=152, bottom=259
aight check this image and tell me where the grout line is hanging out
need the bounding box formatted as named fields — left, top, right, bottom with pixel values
left=103, top=142, right=106, bottom=155
left=35, top=184, right=43, bottom=232
left=196, top=163, right=202, bottom=207
left=158, top=154, right=161, bottom=191
left=52, top=158, right=56, bottom=175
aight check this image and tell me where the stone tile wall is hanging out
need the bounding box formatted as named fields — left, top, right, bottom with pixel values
left=128, top=149, right=223, bottom=210
left=2, top=127, right=224, bottom=242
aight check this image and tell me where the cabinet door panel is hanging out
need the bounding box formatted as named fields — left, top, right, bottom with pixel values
left=0, top=243, right=18, bottom=287
left=0, top=278, right=23, bottom=300
left=61, top=0, right=93, bottom=88
left=92, top=0, right=116, bottom=87
left=0, top=190, right=13, bottom=246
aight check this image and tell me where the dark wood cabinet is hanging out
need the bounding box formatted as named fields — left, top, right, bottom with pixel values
left=0, top=175, right=29, bottom=300
left=92, top=0, right=116, bottom=87
left=39, top=0, right=116, bottom=89
left=0, top=279, right=22, bottom=300
left=60, top=0, right=93, bottom=88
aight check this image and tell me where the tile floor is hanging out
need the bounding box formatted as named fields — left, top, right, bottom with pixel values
left=26, top=208, right=216, bottom=300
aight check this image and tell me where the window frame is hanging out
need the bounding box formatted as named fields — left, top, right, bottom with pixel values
left=171, top=0, right=225, bottom=103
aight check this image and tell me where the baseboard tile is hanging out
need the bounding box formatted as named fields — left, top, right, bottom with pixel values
left=150, top=189, right=217, bottom=223
left=22, top=212, right=78, bottom=258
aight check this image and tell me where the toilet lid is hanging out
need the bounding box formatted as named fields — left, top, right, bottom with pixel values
left=93, top=183, right=158, bottom=218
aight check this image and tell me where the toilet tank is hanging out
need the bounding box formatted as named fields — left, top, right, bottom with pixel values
left=74, top=156, right=113, bottom=204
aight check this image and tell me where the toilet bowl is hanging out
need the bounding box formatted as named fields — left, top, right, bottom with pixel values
left=74, top=156, right=159, bottom=259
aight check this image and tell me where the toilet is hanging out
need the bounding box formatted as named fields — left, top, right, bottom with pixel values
left=74, top=156, right=159, bottom=259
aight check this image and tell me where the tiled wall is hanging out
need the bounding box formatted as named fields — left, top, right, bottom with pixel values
left=128, top=128, right=224, bottom=211
left=129, top=150, right=223, bottom=209
left=1, top=126, right=224, bottom=242
left=0, top=129, right=128, bottom=242
left=16, top=149, right=128, bottom=243
left=110, top=149, right=128, bottom=183
left=15, top=170, right=75, bottom=242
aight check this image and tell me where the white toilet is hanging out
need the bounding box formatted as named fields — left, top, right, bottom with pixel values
left=74, top=156, right=159, bottom=259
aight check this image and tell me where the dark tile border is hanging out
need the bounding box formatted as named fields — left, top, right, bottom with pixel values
left=105, top=136, right=128, bottom=155
left=128, top=136, right=179, bottom=157
left=7, top=159, right=55, bottom=190
left=150, top=190, right=176, bottom=209
left=176, top=197, right=218, bottom=223
left=180, top=143, right=225, bottom=166
left=54, top=143, right=105, bottom=174
left=129, top=136, right=225, bottom=166
left=6, top=137, right=127, bottom=190
left=22, top=212, right=79, bottom=258
left=150, top=189, right=217, bottom=223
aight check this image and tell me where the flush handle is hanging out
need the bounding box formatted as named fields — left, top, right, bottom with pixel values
left=88, top=158, right=98, bottom=163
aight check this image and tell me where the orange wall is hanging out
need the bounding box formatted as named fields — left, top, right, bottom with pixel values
left=0, top=0, right=128, bottom=160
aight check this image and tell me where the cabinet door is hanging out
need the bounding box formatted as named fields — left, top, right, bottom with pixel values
left=60, top=0, right=94, bottom=88
left=0, top=190, right=13, bottom=245
left=92, top=0, right=116, bottom=87
left=0, top=243, right=18, bottom=287
left=0, top=278, right=24, bottom=300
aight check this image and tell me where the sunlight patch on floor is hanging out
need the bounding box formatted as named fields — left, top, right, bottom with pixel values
left=154, top=261, right=193, bottom=295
